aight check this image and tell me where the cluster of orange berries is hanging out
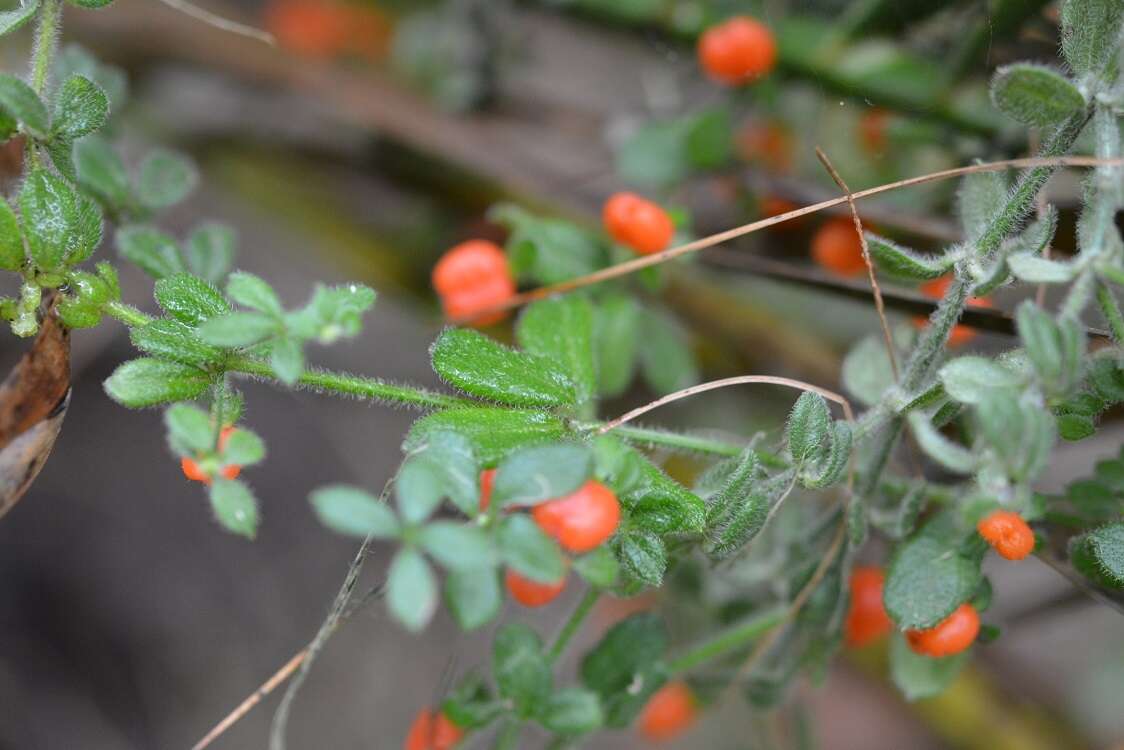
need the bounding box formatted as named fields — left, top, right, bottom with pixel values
left=180, top=426, right=241, bottom=484
left=845, top=510, right=1035, bottom=657
left=431, top=193, right=676, bottom=324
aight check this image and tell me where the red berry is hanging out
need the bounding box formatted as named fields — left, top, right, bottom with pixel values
left=637, top=681, right=697, bottom=741
left=264, top=0, right=349, bottom=59
left=180, top=426, right=242, bottom=484
left=698, top=17, right=776, bottom=85
left=532, top=480, right=620, bottom=553
left=912, top=276, right=993, bottom=347
left=602, top=192, right=675, bottom=255
left=977, top=510, right=1035, bottom=561
left=432, top=240, right=515, bottom=325
left=812, top=217, right=867, bottom=277
left=905, top=603, right=980, bottom=658
left=404, top=708, right=463, bottom=750
left=505, top=567, right=567, bottom=607
left=478, top=468, right=496, bottom=511
left=844, top=566, right=893, bottom=648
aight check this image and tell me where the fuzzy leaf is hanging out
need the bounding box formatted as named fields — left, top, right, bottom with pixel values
left=517, top=295, right=595, bottom=407
left=842, top=334, right=895, bottom=407
left=593, top=292, right=640, bottom=397
left=136, top=148, right=197, bottom=210
left=75, top=136, right=131, bottom=210
left=0, top=0, right=40, bottom=36
left=20, top=168, right=78, bottom=271
left=491, top=441, right=592, bottom=507
left=185, top=222, right=236, bottom=284
left=884, top=529, right=982, bottom=629
left=387, top=547, right=437, bottom=632
left=103, top=357, right=213, bottom=408
left=493, top=624, right=552, bottom=718
left=196, top=312, right=278, bottom=348
left=580, top=613, right=668, bottom=728
left=939, top=356, right=1022, bottom=404
left=908, top=412, right=977, bottom=473
left=117, top=225, right=185, bottom=279
left=1008, top=253, right=1077, bottom=283
left=0, top=74, right=48, bottom=137
left=0, top=196, right=24, bottom=271
left=617, top=530, right=667, bottom=587
left=226, top=271, right=282, bottom=315
left=787, top=392, right=832, bottom=464
left=52, top=75, right=108, bottom=140
left=446, top=568, right=501, bottom=630
left=1083, top=523, right=1124, bottom=585
left=269, top=336, right=304, bottom=385
left=498, top=513, right=566, bottom=583
left=1060, top=0, right=1124, bottom=76
left=867, top=233, right=952, bottom=280
left=222, top=429, right=265, bottom=465
left=209, top=478, right=259, bottom=539
left=539, top=688, right=604, bottom=735
left=990, top=64, right=1084, bottom=127
left=130, top=319, right=225, bottom=367
left=405, top=408, right=567, bottom=467
left=164, top=403, right=213, bottom=455
left=420, top=521, right=496, bottom=571
left=889, top=632, right=968, bottom=701
left=957, top=171, right=1008, bottom=240
left=573, top=546, right=619, bottom=588
left=431, top=328, right=576, bottom=408
left=154, top=273, right=230, bottom=326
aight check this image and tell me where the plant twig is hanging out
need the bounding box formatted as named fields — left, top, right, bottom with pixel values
left=453, top=155, right=1121, bottom=324
left=814, top=146, right=898, bottom=380
left=597, top=375, right=854, bottom=436
left=548, top=587, right=599, bottom=664
left=156, top=0, right=275, bottom=45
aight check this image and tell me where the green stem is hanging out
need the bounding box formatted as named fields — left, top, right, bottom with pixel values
left=30, top=0, right=61, bottom=96
left=494, top=720, right=522, bottom=750
left=1096, top=282, right=1124, bottom=344
left=548, top=588, right=598, bottom=664
left=103, top=300, right=153, bottom=327
left=667, top=607, right=785, bottom=675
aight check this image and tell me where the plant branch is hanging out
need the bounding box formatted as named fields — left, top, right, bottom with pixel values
left=548, top=587, right=599, bottom=664
left=30, top=0, right=61, bottom=96
left=667, top=607, right=786, bottom=674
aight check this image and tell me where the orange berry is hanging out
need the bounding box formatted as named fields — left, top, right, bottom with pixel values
left=181, top=426, right=242, bottom=484
left=736, top=122, right=793, bottom=173
left=505, top=567, right=567, bottom=607
left=602, top=192, right=675, bottom=255
left=844, top=566, right=893, bottom=648
left=912, top=275, right=992, bottom=347
left=905, top=603, right=980, bottom=658
left=405, top=708, right=463, bottom=750
left=181, top=457, right=209, bottom=483
left=698, top=16, right=777, bottom=85
left=637, top=681, right=698, bottom=741
left=858, top=109, right=890, bottom=154
left=432, top=240, right=515, bottom=325
left=478, top=468, right=497, bottom=511
left=532, top=480, right=620, bottom=553
left=264, top=0, right=349, bottom=59
left=977, top=510, right=1035, bottom=560
left=812, top=217, right=867, bottom=277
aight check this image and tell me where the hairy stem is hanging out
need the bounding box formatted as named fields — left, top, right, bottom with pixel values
left=667, top=607, right=786, bottom=674
left=30, top=0, right=61, bottom=96
left=1096, top=282, right=1124, bottom=344
left=548, top=588, right=599, bottom=664
left=103, top=300, right=154, bottom=327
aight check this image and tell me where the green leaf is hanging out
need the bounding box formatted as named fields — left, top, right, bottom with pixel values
left=75, top=136, right=132, bottom=210
left=20, top=168, right=77, bottom=271
left=420, top=521, right=496, bottom=571
left=410, top=430, right=480, bottom=516
left=196, top=312, right=278, bottom=348
left=580, top=613, right=668, bottom=728
left=222, top=429, right=265, bottom=466
left=976, top=392, right=1055, bottom=480
left=491, top=442, right=592, bottom=507
left=154, top=273, right=230, bottom=326
left=593, top=292, right=640, bottom=398
left=573, top=546, right=619, bottom=588
left=164, top=403, right=213, bottom=455
left=0, top=74, right=48, bottom=137
left=405, top=408, right=567, bottom=467
left=289, top=283, right=376, bottom=343
left=957, top=171, right=1009, bottom=241
left=185, top=222, right=235, bottom=284
left=842, top=334, right=895, bottom=407
left=431, top=328, right=577, bottom=408
left=52, top=75, right=108, bottom=140
left=539, top=688, right=604, bottom=735
left=116, top=225, right=185, bottom=279
left=990, top=64, right=1085, bottom=127
left=517, top=295, right=595, bottom=407
left=67, top=193, right=102, bottom=265
left=498, top=514, right=565, bottom=583
left=136, top=148, right=197, bottom=210
left=67, top=0, right=115, bottom=7
left=884, top=526, right=982, bottom=629
left=866, top=233, right=952, bottom=280
left=441, top=674, right=504, bottom=730
left=0, top=196, right=24, bottom=271
left=103, top=357, right=213, bottom=408
left=395, top=456, right=447, bottom=525
left=226, top=271, right=283, bottom=315
left=387, top=547, right=438, bottom=632
left=269, top=336, right=304, bottom=385
left=617, top=530, right=667, bottom=587
left=786, top=392, right=832, bottom=464
left=493, top=623, right=552, bottom=717
left=209, top=478, right=260, bottom=539
left=491, top=204, right=606, bottom=286
left=0, top=0, right=41, bottom=37
left=889, top=632, right=968, bottom=701
left=445, top=568, right=502, bottom=630
left=1083, top=523, right=1124, bottom=586
left=613, top=442, right=706, bottom=535
left=1008, top=253, right=1077, bottom=283
left=1060, top=0, right=1124, bottom=76
left=1058, top=413, right=1096, bottom=441
left=130, top=319, right=225, bottom=367
left=907, top=412, right=977, bottom=473
left=57, top=45, right=127, bottom=112
left=1017, top=301, right=1085, bottom=395
left=939, top=356, right=1022, bottom=405
left=311, top=485, right=400, bottom=538
left=705, top=471, right=791, bottom=559
left=685, top=107, right=732, bottom=169
left=638, top=308, right=698, bottom=394
left=616, top=116, right=692, bottom=189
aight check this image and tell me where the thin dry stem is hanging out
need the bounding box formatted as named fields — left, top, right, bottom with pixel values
left=814, top=146, right=899, bottom=380
left=191, top=649, right=308, bottom=750
left=451, top=155, right=1122, bottom=324
left=157, top=0, right=276, bottom=45
left=596, top=375, right=855, bottom=436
